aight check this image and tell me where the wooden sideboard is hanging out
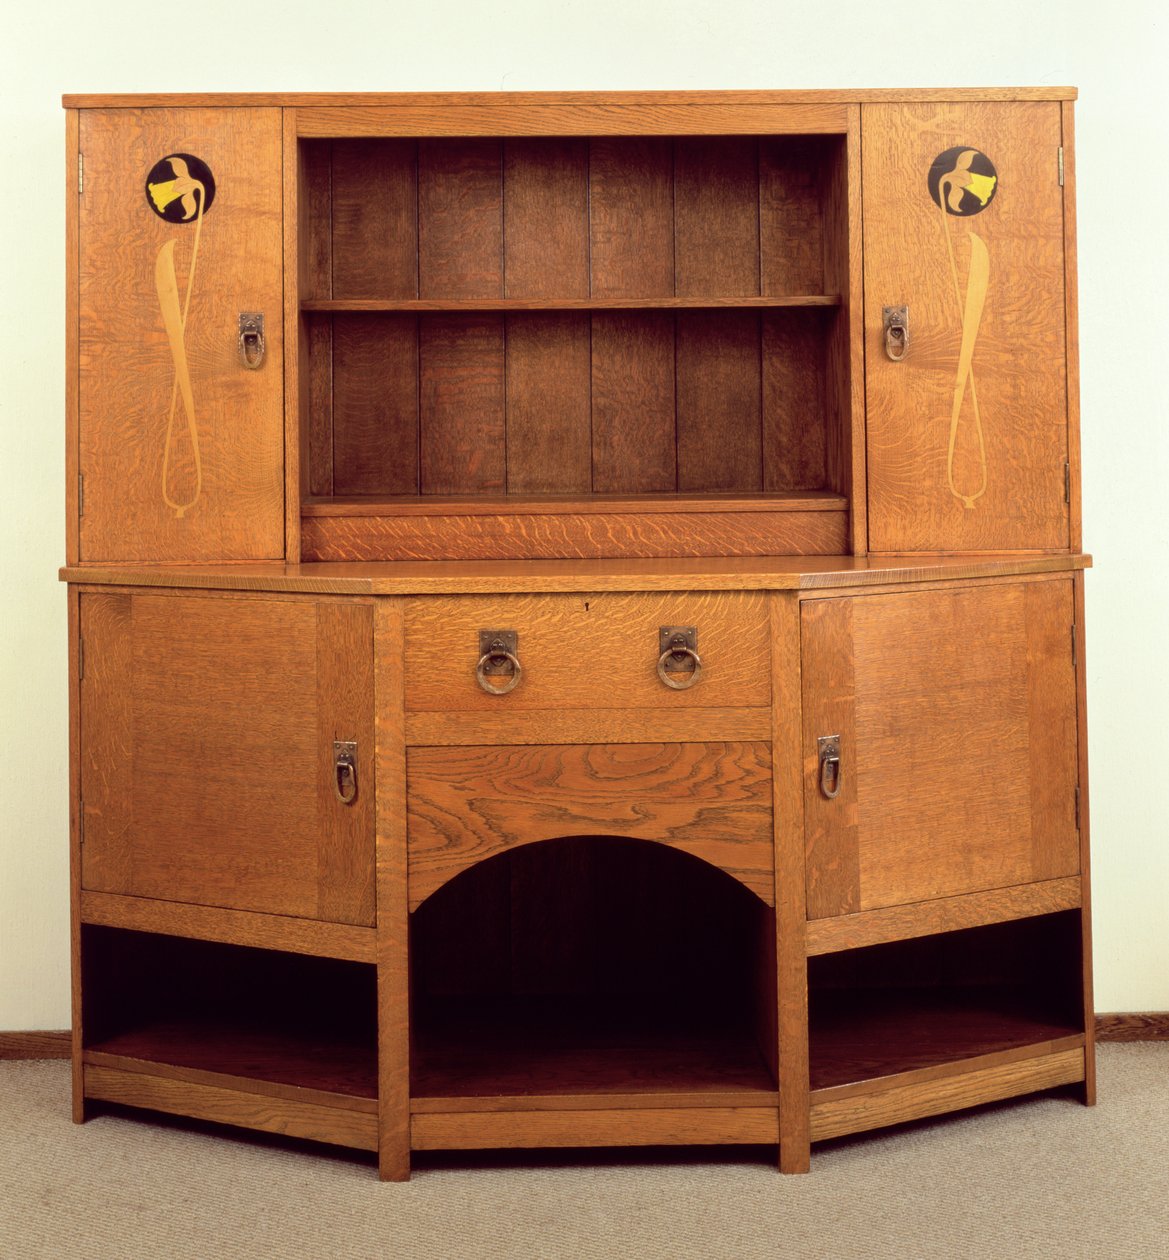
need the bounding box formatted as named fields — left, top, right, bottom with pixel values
left=61, top=90, right=1092, bottom=1180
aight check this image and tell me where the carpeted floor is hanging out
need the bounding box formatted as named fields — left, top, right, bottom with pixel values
left=1, top=1045, right=1166, bottom=1259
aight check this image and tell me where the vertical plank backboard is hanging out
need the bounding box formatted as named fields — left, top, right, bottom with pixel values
left=78, top=108, right=284, bottom=562
left=863, top=102, right=1069, bottom=552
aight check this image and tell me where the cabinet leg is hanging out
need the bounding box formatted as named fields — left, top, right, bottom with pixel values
left=378, top=1143, right=411, bottom=1182
left=779, top=1140, right=811, bottom=1175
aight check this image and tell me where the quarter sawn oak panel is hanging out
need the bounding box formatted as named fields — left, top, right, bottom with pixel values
left=407, top=742, right=774, bottom=907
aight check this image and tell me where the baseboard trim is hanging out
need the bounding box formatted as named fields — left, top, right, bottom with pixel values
left=0, top=1031, right=71, bottom=1060
left=1095, top=1013, right=1169, bottom=1042
left=2, top=1017, right=1166, bottom=1062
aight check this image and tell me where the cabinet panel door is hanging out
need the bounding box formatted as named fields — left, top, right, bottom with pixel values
left=802, top=580, right=1079, bottom=917
left=78, top=108, right=284, bottom=561
left=862, top=102, right=1069, bottom=551
left=79, top=593, right=374, bottom=924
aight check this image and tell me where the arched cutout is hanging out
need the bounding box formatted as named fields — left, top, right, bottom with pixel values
left=410, top=836, right=778, bottom=1101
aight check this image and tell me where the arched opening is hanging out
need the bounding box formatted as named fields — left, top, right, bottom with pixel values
left=410, top=835, right=778, bottom=1105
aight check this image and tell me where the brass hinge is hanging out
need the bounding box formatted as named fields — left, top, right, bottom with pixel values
left=78, top=473, right=84, bottom=516
left=78, top=807, right=84, bottom=847
left=1074, top=785, right=1081, bottom=830
left=1064, top=462, right=1071, bottom=504
left=1058, top=147, right=1065, bottom=187
left=78, top=152, right=83, bottom=195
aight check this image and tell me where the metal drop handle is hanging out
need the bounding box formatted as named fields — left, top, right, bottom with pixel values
left=818, top=735, right=842, bottom=800
left=238, top=312, right=266, bottom=369
left=334, top=740, right=357, bottom=804
left=657, top=627, right=702, bottom=691
left=476, top=631, right=522, bottom=695
left=883, top=306, right=909, bottom=362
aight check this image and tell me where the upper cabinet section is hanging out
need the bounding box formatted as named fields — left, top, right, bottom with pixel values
left=862, top=102, right=1072, bottom=553
left=76, top=108, right=284, bottom=562
left=292, top=107, right=863, bottom=563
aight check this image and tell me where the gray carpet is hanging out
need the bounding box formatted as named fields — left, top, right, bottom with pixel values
left=1, top=1046, right=1166, bottom=1259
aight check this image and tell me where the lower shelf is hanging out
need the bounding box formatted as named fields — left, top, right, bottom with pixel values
left=412, top=995, right=778, bottom=1109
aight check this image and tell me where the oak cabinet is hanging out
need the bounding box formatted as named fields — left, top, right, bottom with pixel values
left=62, top=89, right=1092, bottom=1182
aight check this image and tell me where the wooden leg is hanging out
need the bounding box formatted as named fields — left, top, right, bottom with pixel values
left=375, top=599, right=411, bottom=1181
left=1073, top=575, right=1096, bottom=1108
left=772, top=593, right=811, bottom=1173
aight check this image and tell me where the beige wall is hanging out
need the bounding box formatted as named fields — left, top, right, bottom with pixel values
left=1, top=0, right=1166, bottom=1027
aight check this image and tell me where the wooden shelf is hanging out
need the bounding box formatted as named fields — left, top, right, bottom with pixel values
left=809, top=987, right=1084, bottom=1092
left=303, top=296, right=842, bottom=312
left=85, top=1017, right=377, bottom=1102
left=412, top=996, right=777, bottom=1107
left=302, top=491, right=848, bottom=517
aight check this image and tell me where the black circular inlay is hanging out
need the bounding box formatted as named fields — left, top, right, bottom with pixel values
left=145, top=153, right=216, bottom=223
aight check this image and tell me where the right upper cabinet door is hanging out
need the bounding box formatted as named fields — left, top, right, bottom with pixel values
left=862, top=102, right=1070, bottom=552
left=802, top=579, right=1080, bottom=918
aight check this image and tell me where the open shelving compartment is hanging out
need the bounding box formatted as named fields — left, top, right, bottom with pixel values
left=807, top=911, right=1090, bottom=1143
left=79, top=926, right=379, bottom=1151
left=408, top=836, right=781, bottom=1149
left=295, top=129, right=857, bottom=562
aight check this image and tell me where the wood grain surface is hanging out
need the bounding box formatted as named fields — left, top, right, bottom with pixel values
left=419, top=315, right=505, bottom=494
left=80, top=891, right=376, bottom=961
left=863, top=102, right=1070, bottom=551
left=418, top=139, right=503, bottom=299
left=331, top=314, right=419, bottom=495
left=330, top=138, right=417, bottom=299
left=374, top=599, right=411, bottom=1180
left=810, top=1046, right=1084, bottom=1141
left=77, top=107, right=284, bottom=562
left=84, top=1064, right=378, bottom=1151
left=589, top=137, right=673, bottom=297
left=298, top=102, right=851, bottom=139
left=60, top=553, right=1090, bottom=596
left=771, top=593, right=811, bottom=1172
left=406, top=743, right=774, bottom=907
left=411, top=1106, right=779, bottom=1150
left=802, top=579, right=1080, bottom=915
left=504, top=138, right=589, bottom=298
left=403, top=589, right=771, bottom=711
left=805, top=877, right=1082, bottom=955
left=65, top=90, right=1078, bottom=110
left=79, top=592, right=375, bottom=923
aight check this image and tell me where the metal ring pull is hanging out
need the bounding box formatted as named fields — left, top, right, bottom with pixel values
left=238, top=312, right=266, bottom=370
left=883, top=306, right=909, bottom=362
left=334, top=740, right=357, bottom=804
left=818, top=735, right=842, bottom=800
left=476, top=637, right=522, bottom=695
left=657, top=643, right=703, bottom=690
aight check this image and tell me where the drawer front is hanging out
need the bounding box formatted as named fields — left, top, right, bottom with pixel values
left=407, top=742, right=774, bottom=907
left=403, top=591, right=771, bottom=713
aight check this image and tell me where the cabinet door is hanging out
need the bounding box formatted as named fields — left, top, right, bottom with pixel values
left=802, top=580, right=1079, bottom=917
left=79, top=592, right=374, bottom=924
left=862, top=102, right=1069, bottom=551
left=77, top=108, right=284, bottom=561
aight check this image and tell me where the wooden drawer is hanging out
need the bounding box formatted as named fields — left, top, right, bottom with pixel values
left=406, top=741, right=774, bottom=908
left=403, top=591, right=771, bottom=714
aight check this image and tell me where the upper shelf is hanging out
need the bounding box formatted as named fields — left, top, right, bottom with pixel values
left=302, top=296, right=842, bottom=313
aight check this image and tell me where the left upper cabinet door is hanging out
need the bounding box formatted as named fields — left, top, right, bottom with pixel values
left=77, top=109, right=284, bottom=562
left=79, top=591, right=375, bottom=924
